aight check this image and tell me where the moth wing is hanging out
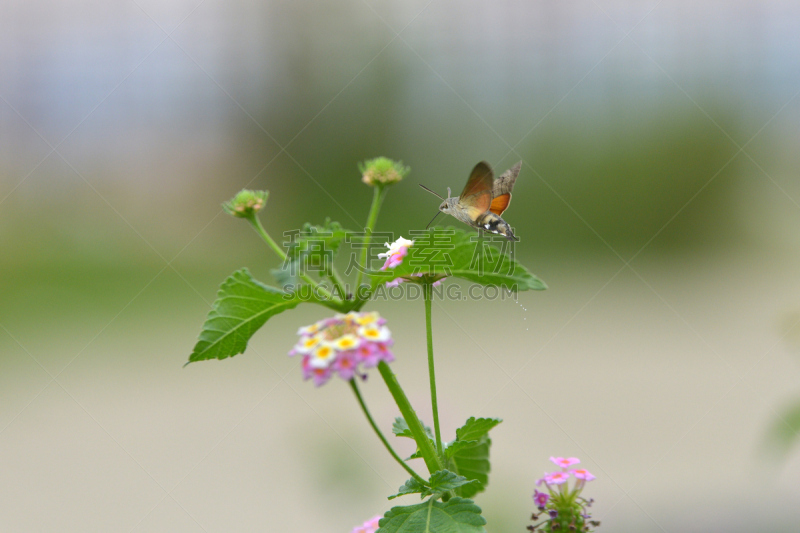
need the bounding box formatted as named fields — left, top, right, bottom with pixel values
left=488, top=161, right=521, bottom=215
left=492, top=161, right=521, bottom=198
left=489, top=193, right=512, bottom=215
left=460, top=205, right=491, bottom=224
left=458, top=161, right=493, bottom=213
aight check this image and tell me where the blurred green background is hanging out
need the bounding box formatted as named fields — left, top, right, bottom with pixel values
left=2, top=1, right=800, bottom=531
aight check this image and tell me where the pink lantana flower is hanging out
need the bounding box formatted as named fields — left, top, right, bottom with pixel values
left=375, top=342, right=395, bottom=364
left=307, top=365, right=332, bottom=387
left=571, top=468, right=595, bottom=481
left=361, top=341, right=394, bottom=368
left=379, top=237, right=413, bottom=288
left=378, top=237, right=413, bottom=270
left=378, top=236, right=446, bottom=288
left=544, top=471, right=570, bottom=485
left=533, top=489, right=550, bottom=509
left=351, top=515, right=382, bottom=533
left=571, top=467, right=596, bottom=491
left=529, top=457, right=600, bottom=532
left=332, top=350, right=358, bottom=381
left=291, top=312, right=394, bottom=387
left=550, top=456, right=580, bottom=470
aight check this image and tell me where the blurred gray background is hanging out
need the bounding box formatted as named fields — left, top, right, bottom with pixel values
left=2, top=0, right=800, bottom=531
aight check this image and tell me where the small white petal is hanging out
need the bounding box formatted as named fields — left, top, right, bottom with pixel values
left=309, top=357, right=330, bottom=369
left=380, top=236, right=414, bottom=257
left=358, top=325, right=391, bottom=342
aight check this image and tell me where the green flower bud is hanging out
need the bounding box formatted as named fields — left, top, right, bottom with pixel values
left=358, top=157, right=409, bottom=187
left=223, top=189, right=268, bottom=218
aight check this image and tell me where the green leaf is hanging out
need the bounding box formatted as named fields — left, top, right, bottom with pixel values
left=388, top=470, right=479, bottom=501
left=378, top=497, right=486, bottom=533
left=273, top=219, right=347, bottom=284
left=188, top=269, right=301, bottom=363
left=393, top=417, right=435, bottom=440
left=455, top=417, right=502, bottom=442
left=765, top=400, right=800, bottom=457
left=427, top=470, right=479, bottom=495
left=407, top=450, right=425, bottom=461
left=388, top=478, right=426, bottom=500
left=446, top=437, right=491, bottom=499
left=443, top=418, right=502, bottom=498
left=394, top=416, right=436, bottom=462
left=373, top=227, right=545, bottom=292
left=443, top=440, right=479, bottom=460
left=270, top=261, right=300, bottom=290
left=287, top=219, right=347, bottom=260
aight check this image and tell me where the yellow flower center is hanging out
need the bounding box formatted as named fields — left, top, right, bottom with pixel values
left=355, top=313, right=377, bottom=326
left=315, top=346, right=333, bottom=358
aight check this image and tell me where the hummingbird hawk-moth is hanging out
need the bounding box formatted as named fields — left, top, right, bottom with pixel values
left=420, top=161, right=521, bottom=241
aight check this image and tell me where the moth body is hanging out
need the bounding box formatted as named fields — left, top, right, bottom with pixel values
left=439, top=198, right=517, bottom=240
left=475, top=211, right=517, bottom=241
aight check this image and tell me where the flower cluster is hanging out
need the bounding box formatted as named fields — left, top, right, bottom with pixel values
left=359, top=157, right=409, bottom=187
left=527, top=457, right=599, bottom=532
left=350, top=515, right=381, bottom=533
left=222, top=189, right=268, bottom=218
left=378, top=237, right=445, bottom=288
left=289, top=312, right=394, bottom=387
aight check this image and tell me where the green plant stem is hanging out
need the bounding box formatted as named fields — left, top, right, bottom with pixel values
left=350, top=379, right=427, bottom=486
left=248, top=215, right=337, bottom=302
left=249, top=215, right=287, bottom=260
left=377, top=361, right=443, bottom=476
left=424, top=282, right=444, bottom=458
left=328, top=265, right=348, bottom=301
left=355, top=185, right=387, bottom=291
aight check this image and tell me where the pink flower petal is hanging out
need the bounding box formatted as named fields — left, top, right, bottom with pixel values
left=549, top=456, right=580, bottom=468
left=544, top=471, right=571, bottom=485
left=533, top=489, right=550, bottom=508
left=311, top=366, right=332, bottom=387
left=333, top=351, right=358, bottom=381
left=385, top=278, right=404, bottom=288
left=571, top=468, right=595, bottom=481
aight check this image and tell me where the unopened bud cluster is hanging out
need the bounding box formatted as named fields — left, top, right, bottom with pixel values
left=527, top=457, right=600, bottom=533
left=359, top=157, right=409, bottom=187
left=223, top=189, right=268, bottom=218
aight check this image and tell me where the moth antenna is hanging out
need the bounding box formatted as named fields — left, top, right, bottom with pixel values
left=447, top=187, right=452, bottom=199
left=418, top=184, right=444, bottom=200
left=425, top=211, right=441, bottom=229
